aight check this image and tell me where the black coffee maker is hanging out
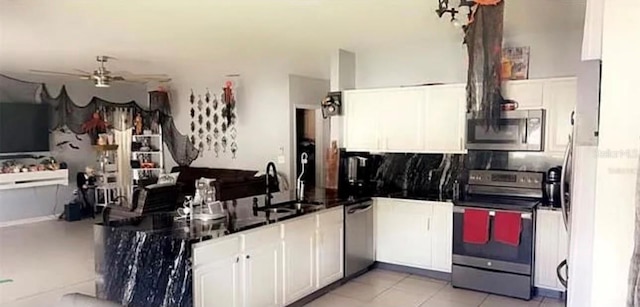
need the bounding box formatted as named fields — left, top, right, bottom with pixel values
left=338, top=150, right=378, bottom=198
left=545, top=166, right=562, bottom=208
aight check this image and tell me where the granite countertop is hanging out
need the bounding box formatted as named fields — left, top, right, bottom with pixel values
left=96, top=188, right=360, bottom=244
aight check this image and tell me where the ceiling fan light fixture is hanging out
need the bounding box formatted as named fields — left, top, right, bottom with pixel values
left=94, top=79, right=110, bottom=88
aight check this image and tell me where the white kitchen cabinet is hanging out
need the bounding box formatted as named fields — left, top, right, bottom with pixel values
left=424, top=84, right=467, bottom=153
left=243, top=226, right=282, bottom=307
left=343, top=90, right=383, bottom=151
left=429, top=202, right=453, bottom=273
left=503, top=80, right=544, bottom=109
left=375, top=198, right=431, bottom=269
left=535, top=209, right=568, bottom=291
left=282, top=215, right=316, bottom=305
left=543, top=78, right=577, bottom=153
left=193, top=237, right=243, bottom=307
left=380, top=88, right=425, bottom=152
left=316, top=209, right=345, bottom=288
left=581, top=0, right=604, bottom=60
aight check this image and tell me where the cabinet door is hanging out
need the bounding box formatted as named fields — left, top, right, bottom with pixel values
left=343, top=90, right=383, bottom=151
left=424, top=85, right=467, bottom=153
left=316, top=221, right=345, bottom=288
left=380, top=88, right=425, bottom=152
left=243, top=238, right=282, bottom=307
left=503, top=80, right=544, bottom=109
left=581, top=0, right=604, bottom=60
left=429, top=202, right=453, bottom=273
left=194, top=255, right=242, bottom=307
left=193, top=237, right=242, bottom=307
left=375, top=199, right=432, bottom=269
left=282, top=217, right=316, bottom=305
left=535, top=210, right=568, bottom=291
left=544, top=79, right=577, bottom=153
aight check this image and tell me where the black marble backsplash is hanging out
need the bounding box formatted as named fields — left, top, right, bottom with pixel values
left=467, top=150, right=563, bottom=173
left=373, top=153, right=465, bottom=198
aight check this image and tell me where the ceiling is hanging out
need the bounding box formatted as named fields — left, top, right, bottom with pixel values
left=0, top=0, right=586, bottom=77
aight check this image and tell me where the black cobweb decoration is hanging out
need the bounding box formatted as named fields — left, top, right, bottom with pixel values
left=34, top=79, right=199, bottom=166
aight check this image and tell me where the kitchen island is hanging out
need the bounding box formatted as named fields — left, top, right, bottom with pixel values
left=94, top=188, right=352, bottom=307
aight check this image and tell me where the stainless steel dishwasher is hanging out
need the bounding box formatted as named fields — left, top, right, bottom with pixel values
left=344, top=199, right=375, bottom=278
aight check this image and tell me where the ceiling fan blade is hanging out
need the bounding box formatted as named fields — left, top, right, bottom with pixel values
left=29, top=69, right=91, bottom=78
left=113, top=71, right=170, bottom=78
left=115, top=75, right=172, bottom=82
left=73, top=68, right=93, bottom=75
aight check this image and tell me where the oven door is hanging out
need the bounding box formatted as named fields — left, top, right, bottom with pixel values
left=452, top=206, right=535, bottom=275
left=466, top=109, right=544, bottom=151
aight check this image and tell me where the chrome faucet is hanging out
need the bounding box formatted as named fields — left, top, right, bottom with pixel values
left=265, top=162, right=278, bottom=207
left=296, top=153, right=308, bottom=201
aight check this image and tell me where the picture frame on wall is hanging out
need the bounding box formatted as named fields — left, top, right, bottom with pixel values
left=501, top=46, right=530, bottom=80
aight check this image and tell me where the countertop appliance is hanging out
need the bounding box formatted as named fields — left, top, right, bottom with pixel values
left=452, top=170, right=544, bottom=300
left=338, top=150, right=378, bottom=198
left=544, top=166, right=562, bottom=208
left=466, top=109, right=545, bottom=151
left=344, top=199, right=375, bottom=278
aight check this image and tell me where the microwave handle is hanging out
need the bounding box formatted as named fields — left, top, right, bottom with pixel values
left=522, top=119, right=528, bottom=143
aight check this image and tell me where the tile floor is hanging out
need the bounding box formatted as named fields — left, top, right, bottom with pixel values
left=0, top=219, right=96, bottom=307
left=0, top=219, right=566, bottom=307
left=304, top=269, right=566, bottom=307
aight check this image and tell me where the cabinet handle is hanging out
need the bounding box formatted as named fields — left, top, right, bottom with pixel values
left=236, top=256, right=239, bottom=263
left=246, top=255, right=250, bottom=259
left=427, top=218, right=431, bottom=232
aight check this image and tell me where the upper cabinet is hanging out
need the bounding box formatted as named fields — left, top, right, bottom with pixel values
left=502, top=80, right=544, bottom=109
left=424, top=84, right=467, bottom=153
left=581, top=0, right=604, bottom=61
left=344, top=85, right=466, bottom=153
left=543, top=78, right=578, bottom=153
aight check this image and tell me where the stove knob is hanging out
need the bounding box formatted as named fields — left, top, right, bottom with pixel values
left=527, top=178, right=532, bottom=183
left=487, top=261, right=492, bottom=267
left=519, top=178, right=525, bottom=183
left=534, top=179, right=539, bottom=183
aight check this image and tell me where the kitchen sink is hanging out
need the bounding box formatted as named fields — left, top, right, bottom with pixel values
left=256, top=207, right=296, bottom=214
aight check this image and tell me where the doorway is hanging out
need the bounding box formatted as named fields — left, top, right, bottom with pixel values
left=295, top=108, right=317, bottom=188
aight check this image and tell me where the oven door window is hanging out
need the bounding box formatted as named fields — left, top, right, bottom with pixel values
left=467, top=118, right=524, bottom=144
left=452, top=210, right=534, bottom=265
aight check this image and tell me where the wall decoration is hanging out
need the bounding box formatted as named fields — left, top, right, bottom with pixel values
left=213, top=113, right=219, bottom=125
left=212, top=95, right=219, bottom=111
left=206, top=135, right=212, bottom=151
left=221, top=121, right=227, bottom=134
left=501, top=46, right=530, bottom=80
left=221, top=136, right=227, bottom=153
left=214, top=141, right=220, bottom=157
left=213, top=127, right=220, bottom=140
left=229, top=127, right=237, bottom=140
left=205, top=121, right=212, bottom=132
left=230, top=142, right=237, bottom=159
left=197, top=95, right=203, bottom=111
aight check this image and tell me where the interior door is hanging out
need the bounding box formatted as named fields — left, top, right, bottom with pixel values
left=544, top=78, right=578, bottom=153
left=380, top=88, right=425, bottom=152
left=283, top=217, right=316, bottom=305
left=425, top=85, right=467, bottom=153
left=343, top=90, right=382, bottom=151
left=194, top=255, right=241, bottom=307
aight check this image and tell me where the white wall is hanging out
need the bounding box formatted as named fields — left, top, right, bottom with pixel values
left=355, top=30, right=585, bottom=89
left=587, top=0, right=640, bottom=305
left=0, top=73, right=147, bottom=223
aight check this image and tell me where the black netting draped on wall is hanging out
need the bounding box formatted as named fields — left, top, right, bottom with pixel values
left=0, top=73, right=199, bottom=166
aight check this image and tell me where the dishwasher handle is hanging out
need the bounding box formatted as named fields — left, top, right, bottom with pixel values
left=347, top=204, right=373, bottom=215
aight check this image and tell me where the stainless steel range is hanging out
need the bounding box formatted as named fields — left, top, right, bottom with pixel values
left=452, top=170, right=543, bottom=300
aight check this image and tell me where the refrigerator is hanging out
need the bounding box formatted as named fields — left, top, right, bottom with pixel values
left=560, top=60, right=601, bottom=306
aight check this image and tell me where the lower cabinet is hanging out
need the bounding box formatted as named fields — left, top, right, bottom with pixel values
left=535, top=209, right=568, bottom=291
left=283, top=216, right=317, bottom=305
left=193, top=237, right=242, bottom=307
left=193, top=207, right=344, bottom=307
left=375, top=198, right=453, bottom=273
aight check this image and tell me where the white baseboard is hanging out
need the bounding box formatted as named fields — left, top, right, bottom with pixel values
left=0, top=215, right=57, bottom=228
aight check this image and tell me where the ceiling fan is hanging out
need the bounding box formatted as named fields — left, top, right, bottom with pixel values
left=30, top=56, right=171, bottom=88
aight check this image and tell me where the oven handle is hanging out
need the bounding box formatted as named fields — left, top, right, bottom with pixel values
left=522, top=118, right=528, bottom=144
left=452, top=206, right=532, bottom=220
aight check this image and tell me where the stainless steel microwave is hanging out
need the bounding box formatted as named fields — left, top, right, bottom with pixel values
left=466, top=109, right=545, bottom=151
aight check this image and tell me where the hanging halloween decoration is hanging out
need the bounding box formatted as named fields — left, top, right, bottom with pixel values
left=437, top=0, right=506, bottom=131
left=214, top=141, right=220, bottom=157
left=221, top=80, right=236, bottom=125
left=82, top=112, right=110, bottom=144
left=221, top=136, right=228, bottom=153
left=133, top=113, right=143, bottom=135
left=230, top=142, right=237, bottom=159
left=206, top=134, right=213, bottom=151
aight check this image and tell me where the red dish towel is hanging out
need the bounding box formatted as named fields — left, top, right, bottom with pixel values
left=463, top=209, right=490, bottom=244
left=493, top=211, right=522, bottom=246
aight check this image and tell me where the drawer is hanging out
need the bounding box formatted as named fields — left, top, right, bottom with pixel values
left=242, top=224, right=281, bottom=250
left=193, top=236, right=241, bottom=266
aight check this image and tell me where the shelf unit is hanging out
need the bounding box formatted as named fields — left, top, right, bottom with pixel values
left=131, top=127, right=165, bottom=193
left=94, top=144, right=121, bottom=207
